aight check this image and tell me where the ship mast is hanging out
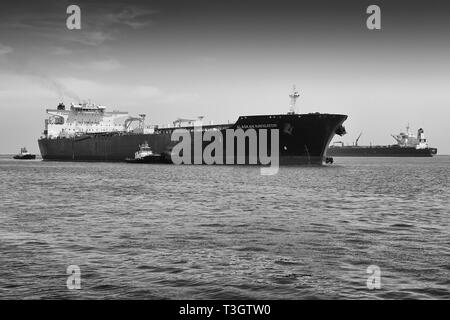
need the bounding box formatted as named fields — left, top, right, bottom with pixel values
left=288, top=85, right=300, bottom=114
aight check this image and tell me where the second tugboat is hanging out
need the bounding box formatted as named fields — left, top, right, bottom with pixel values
left=13, top=147, right=36, bottom=160
left=125, top=142, right=167, bottom=163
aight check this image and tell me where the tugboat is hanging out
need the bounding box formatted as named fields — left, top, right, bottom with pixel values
left=13, top=147, right=36, bottom=160
left=125, top=142, right=167, bottom=163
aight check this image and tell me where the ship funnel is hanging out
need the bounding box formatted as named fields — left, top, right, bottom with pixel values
left=418, top=128, right=426, bottom=142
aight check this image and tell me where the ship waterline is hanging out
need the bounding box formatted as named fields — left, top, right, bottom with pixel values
left=327, top=145, right=437, bottom=157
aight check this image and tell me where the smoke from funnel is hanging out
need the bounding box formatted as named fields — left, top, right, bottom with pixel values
left=3, top=61, right=82, bottom=102
left=30, top=74, right=81, bottom=102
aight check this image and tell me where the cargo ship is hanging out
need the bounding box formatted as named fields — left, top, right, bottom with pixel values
left=327, top=126, right=437, bottom=157
left=38, top=89, right=348, bottom=165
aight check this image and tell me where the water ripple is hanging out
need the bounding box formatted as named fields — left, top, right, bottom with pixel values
left=0, top=156, right=449, bottom=299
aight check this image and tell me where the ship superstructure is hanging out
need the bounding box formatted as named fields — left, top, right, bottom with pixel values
left=391, top=125, right=429, bottom=149
left=43, top=102, right=150, bottom=139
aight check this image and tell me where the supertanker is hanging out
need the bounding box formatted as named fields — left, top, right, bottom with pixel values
left=38, top=89, right=348, bottom=165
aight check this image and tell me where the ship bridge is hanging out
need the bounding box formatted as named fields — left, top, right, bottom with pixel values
left=43, top=102, right=133, bottom=138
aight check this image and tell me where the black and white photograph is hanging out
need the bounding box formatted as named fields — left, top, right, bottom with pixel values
left=0, top=0, right=449, bottom=307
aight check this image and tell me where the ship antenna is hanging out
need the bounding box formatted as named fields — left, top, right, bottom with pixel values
left=288, top=85, right=300, bottom=114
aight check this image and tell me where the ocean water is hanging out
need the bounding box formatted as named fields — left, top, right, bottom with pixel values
left=0, top=156, right=449, bottom=300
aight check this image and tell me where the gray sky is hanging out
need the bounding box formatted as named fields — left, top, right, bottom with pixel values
left=0, top=0, right=449, bottom=154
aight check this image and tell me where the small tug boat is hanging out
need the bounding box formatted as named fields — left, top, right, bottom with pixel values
left=13, top=147, right=36, bottom=160
left=125, top=142, right=166, bottom=163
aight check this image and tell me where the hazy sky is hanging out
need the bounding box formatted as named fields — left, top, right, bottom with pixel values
left=0, top=0, right=449, bottom=154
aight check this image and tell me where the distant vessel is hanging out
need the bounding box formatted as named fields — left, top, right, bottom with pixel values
left=38, top=89, right=348, bottom=165
left=13, top=147, right=36, bottom=160
left=125, top=142, right=168, bottom=163
left=327, top=126, right=438, bottom=157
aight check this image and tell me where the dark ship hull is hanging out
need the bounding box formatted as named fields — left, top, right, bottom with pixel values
left=38, top=113, right=347, bottom=165
left=327, top=145, right=437, bottom=157
left=13, top=154, right=36, bottom=160
left=125, top=154, right=169, bottom=164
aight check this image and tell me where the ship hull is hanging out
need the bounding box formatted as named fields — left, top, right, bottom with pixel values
left=38, top=114, right=347, bottom=165
left=327, top=146, right=437, bottom=157
left=125, top=154, right=169, bottom=164
left=13, top=154, right=36, bottom=160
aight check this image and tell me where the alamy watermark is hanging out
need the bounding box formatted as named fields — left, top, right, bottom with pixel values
left=170, top=125, right=279, bottom=175
left=66, top=265, right=81, bottom=290
left=366, top=265, right=381, bottom=290
left=66, top=5, right=81, bottom=30
left=366, top=5, right=381, bottom=30
left=65, top=4, right=381, bottom=31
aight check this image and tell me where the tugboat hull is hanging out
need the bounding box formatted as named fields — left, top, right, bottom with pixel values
left=125, top=154, right=169, bottom=164
left=13, top=154, right=36, bottom=160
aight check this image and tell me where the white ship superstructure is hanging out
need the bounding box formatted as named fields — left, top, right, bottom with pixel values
left=43, top=102, right=151, bottom=138
left=391, top=125, right=429, bottom=149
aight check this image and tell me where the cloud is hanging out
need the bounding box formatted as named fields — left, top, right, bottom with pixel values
left=89, top=59, right=122, bottom=71
left=0, top=71, right=196, bottom=114
left=50, top=77, right=197, bottom=106
left=75, top=31, right=115, bottom=46
left=51, top=46, right=73, bottom=55
left=133, top=85, right=161, bottom=98
left=54, top=31, right=115, bottom=47
left=71, top=58, right=123, bottom=71
left=0, top=44, right=13, bottom=55
left=0, top=73, right=65, bottom=100
left=104, top=7, right=157, bottom=29
left=55, top=77, right=162, bottom=104
left=0, top=73, right=161, bottom=104
left=0, top=3, right=157, bottom=48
